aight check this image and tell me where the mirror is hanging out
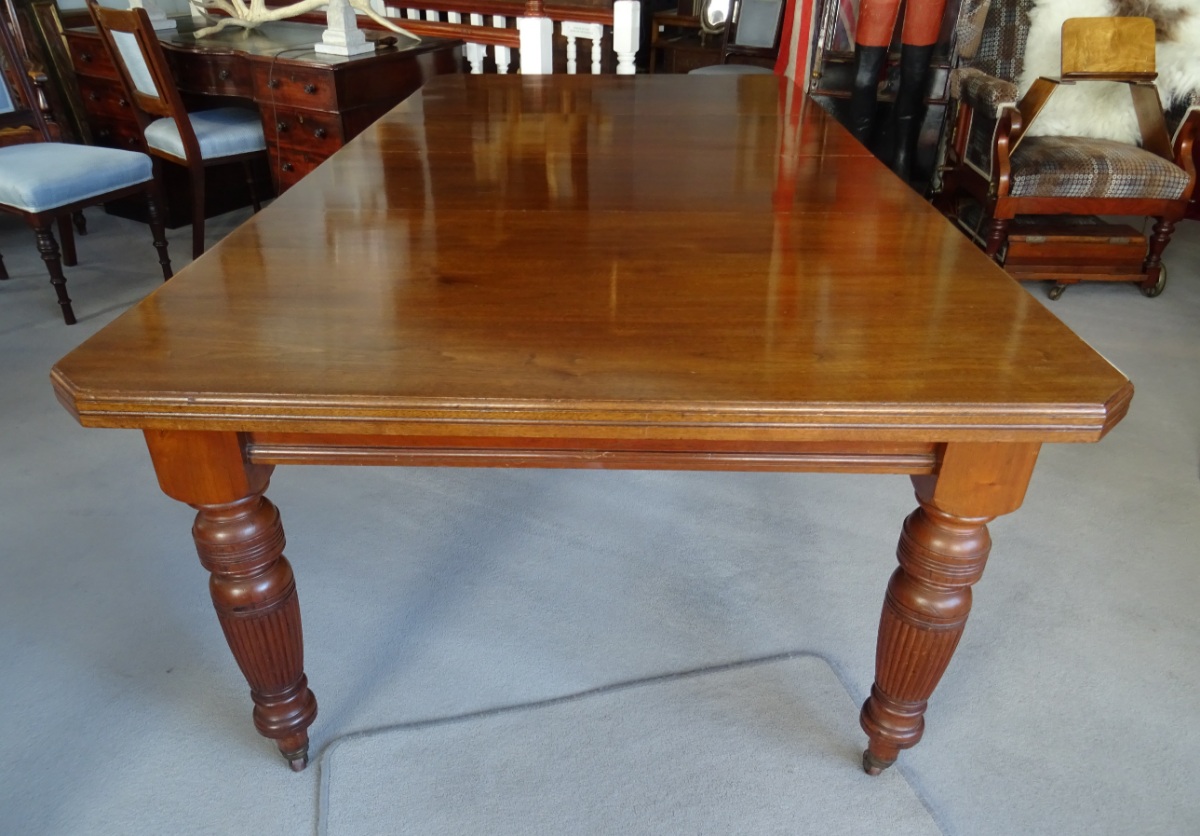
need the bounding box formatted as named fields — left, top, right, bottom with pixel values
left=699, top=0, right=729, bottom=36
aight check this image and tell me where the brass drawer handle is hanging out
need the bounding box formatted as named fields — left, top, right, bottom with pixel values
left=304, top=83, right=317, bottom=94
left=219, top=69, right=231, bottom=80
left=281, top=162, right=294, bottom=172
left=80, top=51, right=93, bottom=63
left=276, top=121, right=288, bottom=132
left=313, top=127, right=326, bottom=139
left=267, top=79, right=280, bottom=89
left=118, top=98, right=128, bottom=107
left=88, top=91, right=99, bottom=102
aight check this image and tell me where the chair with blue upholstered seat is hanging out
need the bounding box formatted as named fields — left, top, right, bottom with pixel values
left=89, top=2, right=268, bottom=259
left=0, top=15, right=170, bottom=324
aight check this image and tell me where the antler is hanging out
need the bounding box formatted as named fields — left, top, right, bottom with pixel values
left=344, top=0, right=419, bottom=40
left=188, top=0, right=418, bottom=41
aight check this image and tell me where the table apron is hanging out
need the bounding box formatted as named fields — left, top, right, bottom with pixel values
left=245, top=433, right=940, bottom=474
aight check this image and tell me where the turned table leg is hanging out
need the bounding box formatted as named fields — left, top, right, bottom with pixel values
left=193, top=493, right=317, bottom=770
left=144, top=430, right=318, bottom=770
left=860, top=499, right=992, bottom=773
left=860, top=442, right=1040, bottom=774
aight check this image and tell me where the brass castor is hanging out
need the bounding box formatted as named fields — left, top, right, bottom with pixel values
left=1047, top=283, right=1066, bottom=301
left=1140, top=264, right=1167, bottom=298
left=862, top=749, right=894, bottom=776
left=287, top=753, right=309, bottom=772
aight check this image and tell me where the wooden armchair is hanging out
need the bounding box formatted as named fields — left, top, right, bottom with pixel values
left=0, top=11, right=170, bottom=324
left=89, top=2, right=268, bottom=259
left=936, top=4, right=1198, bottom=298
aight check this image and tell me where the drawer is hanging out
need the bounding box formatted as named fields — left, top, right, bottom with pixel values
left=1006, top=221, right=1146, bottom=270
left=253, top=65, right=337, bottom=112
left=77, top=76, right=134, bottom=119
left=90, top=116, right=145, bottom=153
left=171, top=52, right=251, bottom=98
left=275, top=149, right=325, bottom=191
left=67, top=32, right=117, bottom=79
left=264, top=107, right=343, bottom=156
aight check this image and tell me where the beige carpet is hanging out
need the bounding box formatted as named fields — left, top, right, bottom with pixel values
left=319, top=654, right=939, bottom=835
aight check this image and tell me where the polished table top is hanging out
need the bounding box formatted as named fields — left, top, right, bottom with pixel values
left=52, top=75, right=1131, bottom=444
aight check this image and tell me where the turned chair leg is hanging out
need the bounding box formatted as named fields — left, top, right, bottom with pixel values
left=984, top=217, right=1010, bottom=259
left=72, top=210, right=87, bottom=236
left=32, top=223, right=76, bottom=325
left=243, top=160, right=262, bottom=213
left=146, top=187, right=173, bottom=280
left=57, top=215, right=78, bottom=268
left=190, top=167, right=207, bottom=260
left=1140, top=216, right=1176, bottom=294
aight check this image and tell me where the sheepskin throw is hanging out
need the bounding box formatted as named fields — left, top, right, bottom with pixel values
left=1018, top=0, right=1200, bottom=143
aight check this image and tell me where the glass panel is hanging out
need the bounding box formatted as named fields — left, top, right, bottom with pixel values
left=829, top=0, right=859, bottom=53
left=112, top=30, right=160, bottom=98
left=701, top=0, right=731, bottom=32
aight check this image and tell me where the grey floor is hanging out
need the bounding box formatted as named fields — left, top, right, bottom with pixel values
left=1, top=207, right=1198, bottom=835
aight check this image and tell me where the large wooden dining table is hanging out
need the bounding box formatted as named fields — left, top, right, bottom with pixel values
left=51, top=74, right=1133, bottom=775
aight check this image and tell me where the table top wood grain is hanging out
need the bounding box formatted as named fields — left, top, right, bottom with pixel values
left=52, top=75, right=1132, bottom=444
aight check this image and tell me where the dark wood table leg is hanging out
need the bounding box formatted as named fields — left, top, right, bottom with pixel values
left=860, top=441, right=1040, bottom=774
left=144, top=430, right=318, bottom=771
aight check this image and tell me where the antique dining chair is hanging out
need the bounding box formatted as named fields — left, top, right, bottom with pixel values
left=689, top=0, right=783, bottom=75
left=936, top=1, right=1198, bottom=297
left=0, top=13, right=170, bottom=324
left=88, top=2, right=267, bottom=259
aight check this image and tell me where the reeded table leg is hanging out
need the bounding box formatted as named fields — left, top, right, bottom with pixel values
left=860, top=442, right=1040, bottom=774
left=145, top=430, right=317, bottom=770
left=193, top=493, right=317, bottom=770
left=860, top=500, right=991, bottom=773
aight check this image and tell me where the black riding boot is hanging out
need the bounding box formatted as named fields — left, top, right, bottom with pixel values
left=847, top=44, right=888, bottom=148
left=885, top=43, right=934, bottom=182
